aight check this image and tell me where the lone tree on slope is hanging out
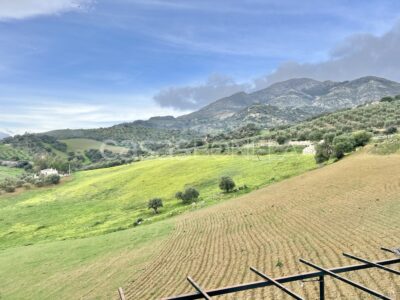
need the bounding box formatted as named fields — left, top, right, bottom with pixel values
left=148, top=198, right=163, bottom=214
left=219, top=176, right=236, bottom=193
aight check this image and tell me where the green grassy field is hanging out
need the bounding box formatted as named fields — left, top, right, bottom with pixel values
left=0, top=153, right=317, bottom=299
left=0, top=154, right=316, bottom=250
left=0, top=219, right=174, bottom=299
left=0, top=166, right=24, bottom=180
left=61, top=138, right=129, bottom=154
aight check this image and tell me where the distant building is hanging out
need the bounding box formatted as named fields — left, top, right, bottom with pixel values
left=40, top=168, right=59, bottom=176
left=302, top=144, right=316, bottom=155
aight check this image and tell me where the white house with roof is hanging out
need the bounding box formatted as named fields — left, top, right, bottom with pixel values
left=40, top=168, right=59, bottom=176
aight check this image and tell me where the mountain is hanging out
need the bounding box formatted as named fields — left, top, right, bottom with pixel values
left=0, top=132, right=10, bottom=140
left=125, top=76, right=400, bottom=132
left=44, top=76, right=400, bottom=141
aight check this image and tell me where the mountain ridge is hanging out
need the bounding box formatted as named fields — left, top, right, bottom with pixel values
left=43, top=76, right=400, bottom=138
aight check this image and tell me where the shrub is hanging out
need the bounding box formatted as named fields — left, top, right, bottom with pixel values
left=352, top=131, right=372, bottom=147
left=45, top=174, right=61, bottom=185
left=219, top=176, right=236, bottom=193
left=4, top=185, right=16, bottom=193
left=315, top=142, right=332, bottom=163
left=148, top=198, right=163, bottom=214
left=175, top=191, right=183, bottom=200
left=385, top=126, right=398, bottom=135
left=380, top=96, right=394, bottom=102
left=333, top=134, right=356, bottom=159
left=276, top=135, right=287, bottom=145
left=182, top=187, right=200, bottom=204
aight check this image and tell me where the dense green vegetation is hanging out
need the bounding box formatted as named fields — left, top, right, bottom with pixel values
left=45, top=124, right=195, bottom=143
left=0, top=154, right=316, bottom=249
left=262, top=100, right=400, bottom=142
left=0, top=144, right=31, bottom=161
left=61, top=138, right=129, bottom=154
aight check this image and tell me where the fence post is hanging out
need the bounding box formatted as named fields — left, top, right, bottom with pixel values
left=319, top=276, right=325, bottom=300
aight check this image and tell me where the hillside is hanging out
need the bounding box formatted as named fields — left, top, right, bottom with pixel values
left=0, top=151, right=398, bottom=299
left=263, top=99, right=400, bottom=142
left=0, top=154, right=316, bottom=250
left=124, top=152, right=400, bottom=299
left=0, top=132, right=9, bottom=140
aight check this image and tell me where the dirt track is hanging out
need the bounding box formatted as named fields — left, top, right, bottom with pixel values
left=124, top=153, right=400, bottom=299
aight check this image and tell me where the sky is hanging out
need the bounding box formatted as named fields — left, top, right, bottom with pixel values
left=1, top=0, right=400, bottom=134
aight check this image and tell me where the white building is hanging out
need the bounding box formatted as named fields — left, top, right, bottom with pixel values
left=40, top=168, right=59, bottom=176
left=302, top=144, right=316, bottom=155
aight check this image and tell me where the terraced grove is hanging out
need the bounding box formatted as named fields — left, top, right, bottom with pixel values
left=124, top=153, right=400, bottom=299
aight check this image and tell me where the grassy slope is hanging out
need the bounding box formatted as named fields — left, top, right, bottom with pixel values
left=369, top=134, right=400, bottom=154
left=0, top=166, right=23, bottom=180
left=0, top=153, right=317, bottom=299
left=0, top=219, right=173, bottom=299
left=61, top=138, right=129, bottom=154
left=126, top=152, right=400, bottom=299
left=0, top=144, right=31, bottom=161
left=0, top=154, right=316, bottom=249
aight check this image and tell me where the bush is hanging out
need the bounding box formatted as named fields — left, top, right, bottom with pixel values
left=176, top=187, right=200, bottom=204
left=276, top=135, right=287, bottom=145
left=175, top=191, right=183, bottom=200
left=219, top=176, right=236, bottom=193
left=315, top=142, right=332, bottom=163
left=148, top=198, right=163, bottom=214
left=385, top=126, right=398, bottom=135
left=380, top=96, right=394, bottom=102
left=4, top=185, right=16, bottom=193
left=352, top=131, right=372, bottom=147
left=45, top=174, right=61, bottom=185
left=183, top=187, right=199, bottom=204
left=333, top=134, right=355, bottom=159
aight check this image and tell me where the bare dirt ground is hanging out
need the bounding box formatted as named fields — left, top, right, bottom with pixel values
left=123, top=153, right=400, bottom=299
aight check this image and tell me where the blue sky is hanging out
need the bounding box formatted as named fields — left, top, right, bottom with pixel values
left=1, top=0, right=400, bottom=133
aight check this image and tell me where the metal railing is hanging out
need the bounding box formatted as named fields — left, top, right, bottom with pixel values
left=119, top=247, right=400, bottom=300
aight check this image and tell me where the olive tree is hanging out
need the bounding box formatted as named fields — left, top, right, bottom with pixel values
left=219, top=176, right=236, bottom=193
left=148, top=198, right=163, bottom=214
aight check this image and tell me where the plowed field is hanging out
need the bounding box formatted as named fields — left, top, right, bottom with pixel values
left=124, top=153, right=400, bottom=299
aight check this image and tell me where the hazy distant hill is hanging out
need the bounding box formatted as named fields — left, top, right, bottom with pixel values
left=0, top=132, right=10, bottom=140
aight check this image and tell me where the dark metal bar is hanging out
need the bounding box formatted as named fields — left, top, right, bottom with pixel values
left=250, top=267, right=304, bottom=300
left=299, top=259, right=390, bottom=300
left=381, top=247, right=400, bottom=256
left=118, top=287, right=126, bottom=300
left=186, top=277, right=211, bottom=300
left=343, top=253, right=400, bottom=276
left=319, top=276, right=325, bottom=300
left=162, top=257, right=400, bottom=300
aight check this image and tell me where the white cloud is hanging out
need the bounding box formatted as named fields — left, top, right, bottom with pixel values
left=0, top=96, right=187, bottom=134
left=154, top=21, right=400, bottom=110
left=154, top=74, right=249, bottom=110
left=257, top=21, right=400, bottom=86
left=0, top=0, right=92, bottom=21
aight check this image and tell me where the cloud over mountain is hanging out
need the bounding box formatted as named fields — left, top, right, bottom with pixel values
left=155, top=21, right=400, bottom=110
left=259, top=22, right=400, bottom=86
left=154, top=74, right=249, bottom=110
